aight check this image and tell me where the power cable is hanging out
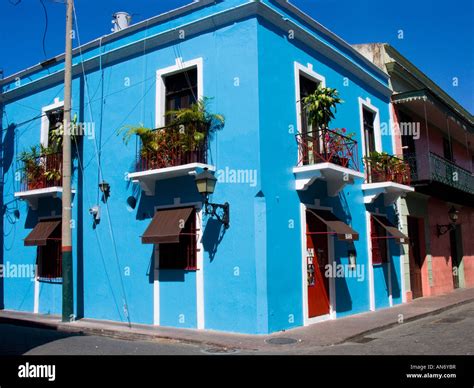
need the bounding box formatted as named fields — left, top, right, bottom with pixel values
left=39, top=0, right=49, bottom=59
left=73, top=5, right=131, bottom=327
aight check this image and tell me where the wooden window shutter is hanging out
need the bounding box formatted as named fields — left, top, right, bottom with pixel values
left=371, top=216, right=383, bottom=265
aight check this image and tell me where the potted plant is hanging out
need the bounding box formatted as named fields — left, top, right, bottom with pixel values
left=301, top=85, right=344, bottom=164
left=18, top=144, right=61, bottom=190
left=302, top=85, right=343, bottom=131
left=120, top=97, right=225, bottom=169
left=323, top=127, right=355, bottom=167
left=363, top=151, right=409, bottom=183
left=19, top=145, right=44, bottom=190
left=165, top=97, right=225, bottom=163
left=387, top=154, right=410, bottom=184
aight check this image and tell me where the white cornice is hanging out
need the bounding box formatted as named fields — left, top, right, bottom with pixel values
left=1, top=1, right=391, bottom=103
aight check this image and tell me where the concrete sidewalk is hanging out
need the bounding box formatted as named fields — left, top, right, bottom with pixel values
left=0, top=287, right=473, bottom=352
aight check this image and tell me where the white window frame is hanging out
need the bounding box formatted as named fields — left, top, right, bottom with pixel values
left=34, top=214, right=62, bottom=313
left=294, top=62, right=326, bottom=166
left=366, top=210, right=393, bottom=309
left=40, top=98, right=64, bottom=147
left=155, top=57, right=204, bottom=128
left=152, top=201, right=204, bottom=329
left=358, top=97, right=382, bottom=160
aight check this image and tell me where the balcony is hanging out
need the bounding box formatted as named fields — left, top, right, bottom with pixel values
left=127, top=124, right=215, bottom=196
left=293, top=128, right=364, bottom=195
left=14, top=152, right=73, bottom=210
left=362, top=154, right=414, bottom=206
left=405, top=152, right=474, bottom=200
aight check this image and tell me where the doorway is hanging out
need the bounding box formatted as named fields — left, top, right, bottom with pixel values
left=407, top=216, right=424, bottom=299
left=449, top=225, right=464, bottom=289
left=299, top=74, right=321, bottom=165
left=305, top=210, right=330, bottom=318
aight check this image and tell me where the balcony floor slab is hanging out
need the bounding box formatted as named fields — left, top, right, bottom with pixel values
left=362, top=182, right=414, bottom=206
left=14, top=187, right=76, bottom=210
left=293, top=163, right=364, bottom=195
left=128, top=163, right=215, bottom=196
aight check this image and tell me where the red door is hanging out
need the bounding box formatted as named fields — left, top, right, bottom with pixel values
left=407, top=216, right=424, bottom=299
left=306, top=210, right=330, bottom=318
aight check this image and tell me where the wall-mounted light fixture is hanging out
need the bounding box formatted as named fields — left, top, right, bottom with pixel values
left=126, top=196, right=137, bottom=210
left=99, top=180, right=111, bottom=201
left=2, top=201, right=20, bottom=220
left=436, top=206, right=459, bottom=237
left=348, top=250, right=357, bottom=270
left=89, top=205, right=100, bottom=223
left=194, top=168, right=230, bottom=229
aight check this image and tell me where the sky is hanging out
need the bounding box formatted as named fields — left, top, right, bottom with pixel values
left=0, top=0, right=473, bottom=113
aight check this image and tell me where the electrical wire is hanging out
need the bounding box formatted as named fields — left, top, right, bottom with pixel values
left=71, top=135, right=125, bottom=322
left=39, top=0, right=49, bottom=59
left=73, top=5, right=131, bottom=327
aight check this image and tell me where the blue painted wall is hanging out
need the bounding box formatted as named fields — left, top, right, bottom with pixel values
left=255, top=15, right=398, bottom=331
left=1, top=1, right=403, bottom=334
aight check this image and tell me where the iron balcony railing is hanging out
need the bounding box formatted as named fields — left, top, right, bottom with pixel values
left=364, top=154, right=411, bottom=186
left=20, top=152, right=62, bottom=192
left=404, top=152, right=474, bottom=195
left=136, top=123, right=208, bottom=172
left=295, top=128, right=360, bottom=171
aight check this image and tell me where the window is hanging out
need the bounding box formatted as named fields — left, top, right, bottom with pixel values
left=399, top=111, right=416, bottom=155
left=299, top=74, right=319, bottom=133
left=370, top=215, right=388, bottom=265
left=443, top=137, right=453, bottom=161
left=299, top=74, right=320, bottom=165
left=363, top=108, right=376, bottom=156
left=158, top=208, right=197, bottom=270
left=36, top=220, right=62, bottom=279
left=46, top=108, right=64, bottom=145
left=164, top=68, right=197, bottom=125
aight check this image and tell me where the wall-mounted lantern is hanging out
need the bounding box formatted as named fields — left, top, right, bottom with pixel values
left=194, top=168, right=230, bottom=229
left=348, top=250, right=357, bottom=270
left=436, top=206, right=459, bottom=237
left=99, top=181, right=111, bottom=201
left=126, top=196, right=137, bottom=210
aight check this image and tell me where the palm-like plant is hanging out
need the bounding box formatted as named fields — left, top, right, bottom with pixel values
left=18, top=144, right=61, bottom=189
left=119, top=97, right=225, bottom=168
left=302, top=85, right=343, bottom=129
left=48, top=113, right=79, bottom=153
left=165, top=97, right=225, bottom=145
left=121, top=125, right=159, bottom=156
left=19, top=145, right=43, bottom=183
left=363, top=151, right=409, bottom=184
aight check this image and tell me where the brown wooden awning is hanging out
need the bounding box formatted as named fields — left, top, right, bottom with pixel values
left=141, top=207, right=194, bottom=244
left=308, top=209, right=359, bottom=241
left=372, top=215, right=409, bottom=244
left=24, top=220, right=61, bottom=246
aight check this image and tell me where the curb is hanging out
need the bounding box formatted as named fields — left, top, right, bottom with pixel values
left=340, top=297, right=474, bottom=344
left=0, top=296, right=472, bottom=351
left=0, top=316, right=245, bottom=351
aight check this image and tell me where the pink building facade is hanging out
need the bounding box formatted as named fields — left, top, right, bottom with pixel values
left=355, top=43, right=474, bottom=301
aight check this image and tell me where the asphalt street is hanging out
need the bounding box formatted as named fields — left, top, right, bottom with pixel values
left=0, top=301, right=472, bottom=355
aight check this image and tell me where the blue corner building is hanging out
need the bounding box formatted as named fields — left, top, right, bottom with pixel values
left=0, top=0, right=412, bottom=334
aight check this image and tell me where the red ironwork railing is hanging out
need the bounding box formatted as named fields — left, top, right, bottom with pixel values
left=364, top=154, right=411, bottom=185
left=20, top=153, right=62, bottom=191
left=136, top=124, right=208, bottom=172
left=295, top=128, right=360, bottom=171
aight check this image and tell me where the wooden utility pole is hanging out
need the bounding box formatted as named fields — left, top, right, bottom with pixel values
left=62, top=0, right=74, bottom=322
